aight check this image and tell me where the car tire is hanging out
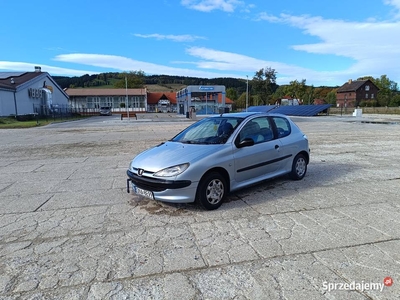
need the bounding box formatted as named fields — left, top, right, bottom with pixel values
left=290, top=154, right=307, bottom=180
left=196, top=172, right=226, bottom=210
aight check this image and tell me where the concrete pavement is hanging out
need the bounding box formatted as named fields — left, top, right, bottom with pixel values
left=0, top=114, right=399, bottom=299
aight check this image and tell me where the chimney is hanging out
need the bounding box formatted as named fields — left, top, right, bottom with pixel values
left=348, top=79, right=352, bottom=84
left=34, top=66, right=41, bottom=72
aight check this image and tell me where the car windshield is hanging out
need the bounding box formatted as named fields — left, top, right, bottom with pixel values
left=171, top=117, right=243, bottom=144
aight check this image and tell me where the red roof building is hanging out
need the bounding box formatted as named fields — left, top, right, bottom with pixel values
left=336, top=79, right=379, bottom=108
left=65, top=88, right=234, bottom=114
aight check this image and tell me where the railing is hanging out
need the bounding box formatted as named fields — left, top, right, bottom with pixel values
left=329, top=106, right=400, bottom=115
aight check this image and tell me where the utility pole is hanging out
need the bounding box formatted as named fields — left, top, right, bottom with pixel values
left=125, top=77, right=129, bottom=120
left=246, top=75, right=249, bottom=112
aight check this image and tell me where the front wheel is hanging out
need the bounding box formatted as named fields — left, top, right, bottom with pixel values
left=290, top=154, right=307, bottom=180
left=196, top=172, right=226, bottom=210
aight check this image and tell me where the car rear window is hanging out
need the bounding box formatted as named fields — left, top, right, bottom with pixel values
left=272, top=117, right=291, bottom=138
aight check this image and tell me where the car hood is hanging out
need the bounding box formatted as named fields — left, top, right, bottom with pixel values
left=131, top=141, right=224, bottom=172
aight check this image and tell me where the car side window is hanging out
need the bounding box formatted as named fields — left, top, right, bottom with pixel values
left=238, top=117, right=274, bottom=144
left=272, top=117, right=291, bottom=138
left=257, top=118, right=274, bottom=142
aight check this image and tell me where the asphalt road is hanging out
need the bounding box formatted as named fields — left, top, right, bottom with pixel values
left=0, top=114, right=399, bottom=299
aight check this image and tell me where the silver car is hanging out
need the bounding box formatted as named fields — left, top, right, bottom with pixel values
left=99, top=106, right=112, bottom=116
left=127, top=112, right=309, bottom=210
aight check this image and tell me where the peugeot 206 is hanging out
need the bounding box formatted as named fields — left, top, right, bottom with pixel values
left=127, top=112, right=309, bottom=210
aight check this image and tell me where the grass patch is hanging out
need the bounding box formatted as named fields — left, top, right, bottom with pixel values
left=0, top=116, right=88, bottom=129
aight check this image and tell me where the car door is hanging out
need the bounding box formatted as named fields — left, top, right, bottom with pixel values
left=270, top=116, right=295, bottom=171
left=233, top=116, right=283, bottom=183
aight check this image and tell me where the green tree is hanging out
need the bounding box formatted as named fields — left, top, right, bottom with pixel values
left=114, top=71, right=145, bottom=88
left=235, top=92, right=256, bottom=110
left=272, top=85, right=290, bottom=99
left=287, top=79, right=307, bottom=103
left=389, top=94, right=400, bottom=106
left=374, top=75, right=398, bottom=106
left=252, top=67, right=277, bottom=105
left=325, top=90, right=337, bottom=105
left=226, top=87, right=238, bottom=101
left=304, top=85, right=315, bottom=105
left=235, top=92, right=247, bottom=109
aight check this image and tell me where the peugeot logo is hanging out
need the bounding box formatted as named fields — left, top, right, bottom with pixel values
left=138, top=169, right=144, bottom=176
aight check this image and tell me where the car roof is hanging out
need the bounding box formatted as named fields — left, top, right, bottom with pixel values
left=214, top=112, right=262, bottom=118
left=215, top=112, right=290, bottom=119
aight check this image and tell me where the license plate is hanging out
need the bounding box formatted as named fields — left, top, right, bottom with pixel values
left=133, top=185, right=154, bottom=200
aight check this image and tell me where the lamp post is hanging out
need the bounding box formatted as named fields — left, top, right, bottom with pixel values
left=206, top=92, right=208, bottom=115
left=125, top=77, right=129, bottom=120
left=246, top=75, right=249, bottom=112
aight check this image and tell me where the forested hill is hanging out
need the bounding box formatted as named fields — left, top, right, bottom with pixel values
left=53, top=73, right=247, bottom=93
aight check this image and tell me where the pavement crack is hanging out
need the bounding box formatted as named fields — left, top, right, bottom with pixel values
left=0, top=181, right=17, bottom=193
left=33, top=194, right=55, bottom=212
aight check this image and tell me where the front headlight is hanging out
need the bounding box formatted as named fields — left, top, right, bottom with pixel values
left=154, top=163, right=189, bottom=177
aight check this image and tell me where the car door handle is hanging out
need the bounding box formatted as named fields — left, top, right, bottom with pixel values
left=275, top=145, right=279, bottom=149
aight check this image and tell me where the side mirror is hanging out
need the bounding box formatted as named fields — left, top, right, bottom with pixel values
left=237, top=138, right=254, bottom=148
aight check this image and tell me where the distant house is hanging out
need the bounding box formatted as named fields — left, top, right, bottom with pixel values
left=313, top=98, right=326, bottom=105
left=276, top=96, right=301, bottom=106
left=336, top=79, right=379, bottom=108
left=147, top=92, right=234, bottom=114
left=65, top=88, right=147, bottom=112
left=65, top=88, right=233, bottom=114
left=0, top=67, right=69, bottom=117
left=147, top=92, right=177, bottom=113
left=189, top=93, right=234, bottom=114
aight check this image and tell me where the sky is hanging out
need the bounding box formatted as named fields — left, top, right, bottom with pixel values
left=1, top=0, right=400, bottom=86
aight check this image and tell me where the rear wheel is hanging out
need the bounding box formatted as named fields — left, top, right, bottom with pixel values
left=290, top=154, right=307, bottom=180
left=196, top=172, right=226, bottom=210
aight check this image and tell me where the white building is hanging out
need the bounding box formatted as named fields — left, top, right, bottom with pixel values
left=0, top=67, right=69, bottom=117
left=65, top=88, right=147, bottom=113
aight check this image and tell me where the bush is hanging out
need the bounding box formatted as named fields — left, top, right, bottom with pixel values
left=16, top=114, right=38, bottom=121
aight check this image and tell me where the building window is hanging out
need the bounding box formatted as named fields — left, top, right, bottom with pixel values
left=365, top=85, right=370, bottom=91
left=365, top=93, right=369, bottom=99
left=371, top=94, right=374, bottom=99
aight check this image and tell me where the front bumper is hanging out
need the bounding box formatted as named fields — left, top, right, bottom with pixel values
left=126, top=170, right=191, bottom=191
left=126, top=170, right=196, bottom=203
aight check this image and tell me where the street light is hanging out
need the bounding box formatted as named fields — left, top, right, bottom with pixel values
left=206, top=92, right=208, bottom=115
left=125, top=77, right=129, bottom=120
left=246, top=75, right=249, bottom=112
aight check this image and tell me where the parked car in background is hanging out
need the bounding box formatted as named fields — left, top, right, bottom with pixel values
left=99, top=106, right=112, bottom=116
left=127, top=112, right=310, bottom=210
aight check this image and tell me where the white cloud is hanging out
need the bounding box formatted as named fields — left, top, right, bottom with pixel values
left=181, top=0, right=244, bottom=12
left=0, top=47, right=352, bottom=86
left=133, top=33, right=206, bottom=42
left=53, top=53, right=240, bottom=78
left=4, top=1, right=400, bottom=86
left=0, top=61, right=96, bottom=76
left=184, top=46, right=341, bottom=84
left=256, top=7, right=400, bottom=84
left=384, top=0, right=400, bottom=18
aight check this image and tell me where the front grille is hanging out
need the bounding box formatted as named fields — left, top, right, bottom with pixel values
left=126, top=170, right=191, bottom=192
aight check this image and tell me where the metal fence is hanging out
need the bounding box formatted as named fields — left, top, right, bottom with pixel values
left=29, top=105, right=103, bottom=121
left=30, top=105, right=147, bottom=119
left=329, top=106, right=400, bottom=115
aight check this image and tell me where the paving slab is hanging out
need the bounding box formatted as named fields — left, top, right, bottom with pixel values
left=0, top=114, right=399, bottom=299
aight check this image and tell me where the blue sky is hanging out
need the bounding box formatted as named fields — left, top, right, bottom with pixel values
left=1, top=0, right=400, bottom=86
